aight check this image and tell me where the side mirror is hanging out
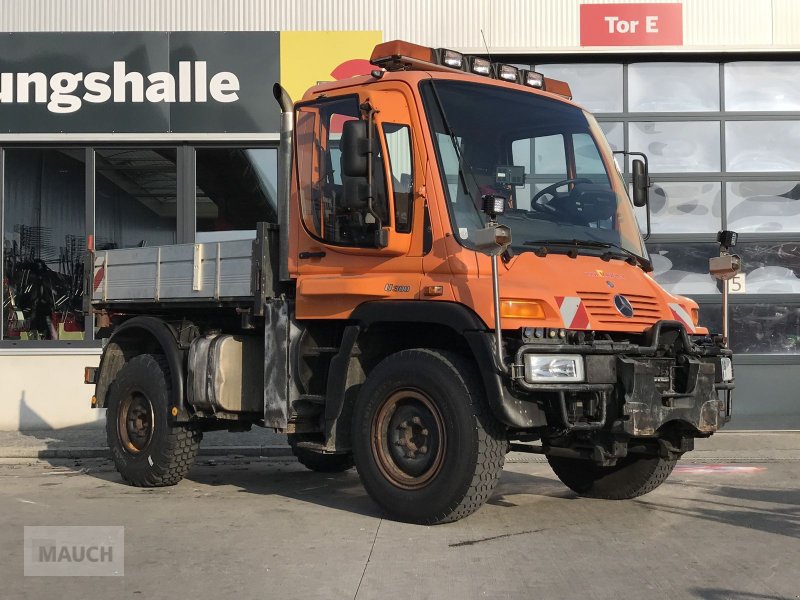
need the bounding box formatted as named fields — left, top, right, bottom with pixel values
left=473, top=224, right=512, bottom=256
left=341, top=120, right=371, bottom=178
left=632, top=158, right=649, bottom=207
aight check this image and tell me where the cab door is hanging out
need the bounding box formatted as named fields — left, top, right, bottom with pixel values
left=292, top=85, right=426, bottom=319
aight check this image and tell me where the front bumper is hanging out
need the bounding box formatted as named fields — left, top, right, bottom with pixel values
left=508, top=321, right=734, bottom=437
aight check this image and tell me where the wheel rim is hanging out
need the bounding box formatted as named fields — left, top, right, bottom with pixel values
left=117, top=391, right=155, bottom=455
left=371, top=389, right=446, bottom=490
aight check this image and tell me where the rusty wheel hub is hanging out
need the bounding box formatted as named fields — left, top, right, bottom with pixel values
left=372, top=390, right=445, bottom=490
left=117, top=392, right=154, bottom=455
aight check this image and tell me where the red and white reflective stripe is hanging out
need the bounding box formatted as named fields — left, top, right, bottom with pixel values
left=668, top=303, right=695, bottom=333
left=555, top=296, right=591, bottom=329
left=93, top=261, right=105, bottom=293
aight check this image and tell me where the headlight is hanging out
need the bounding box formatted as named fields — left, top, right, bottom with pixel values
left=719, top=357, right=733, bottom=382
left=524, top=354, right=585, bottom=383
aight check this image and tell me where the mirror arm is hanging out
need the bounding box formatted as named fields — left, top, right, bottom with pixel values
left=360, top=101, right=386, bottom=245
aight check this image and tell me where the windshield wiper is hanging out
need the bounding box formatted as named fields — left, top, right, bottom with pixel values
left=522, top=239, right=651, bottom=270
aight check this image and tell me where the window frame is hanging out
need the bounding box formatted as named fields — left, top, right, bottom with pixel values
left=293, top=93, right=391, bottom=249
left=381, top=122, right=415, bottom=234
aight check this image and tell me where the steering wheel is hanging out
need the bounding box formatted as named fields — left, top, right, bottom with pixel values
left=530, top=178, right=593, bottom=212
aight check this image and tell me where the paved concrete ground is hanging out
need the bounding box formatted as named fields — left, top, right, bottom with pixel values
left=1, top=451, right=799, bottom=600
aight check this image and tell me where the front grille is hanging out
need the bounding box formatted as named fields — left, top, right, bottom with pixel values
left=577, top=290, right=663, bottom=327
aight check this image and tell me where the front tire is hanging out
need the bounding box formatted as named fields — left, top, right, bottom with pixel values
left=352, top=349, right=506, bottom=524
left=106, top=354, right=201, bottom=487
left=547, top=452, right=676, bottom=499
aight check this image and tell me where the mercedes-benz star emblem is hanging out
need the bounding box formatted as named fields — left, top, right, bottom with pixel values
left=613, top=294, right=635, bottom=318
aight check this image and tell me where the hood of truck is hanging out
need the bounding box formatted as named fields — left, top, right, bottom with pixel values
left=451, top=251, right=701, bottom=334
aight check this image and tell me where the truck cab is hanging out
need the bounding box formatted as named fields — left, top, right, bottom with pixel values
left=87, top=40, right=734, bottom=524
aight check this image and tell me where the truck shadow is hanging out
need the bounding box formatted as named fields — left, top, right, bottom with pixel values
left=178, top=462, right=569, bottom=519
left=635, top=478, right=800, bottom=541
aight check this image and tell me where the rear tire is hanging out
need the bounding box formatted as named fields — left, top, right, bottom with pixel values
left=106, top=354, right=201, bottom=487
left=547, top=452, right=676, bottom=499
left=352, top=349, right=506, bottom=524
left=288, top=435, right=354, bottom=472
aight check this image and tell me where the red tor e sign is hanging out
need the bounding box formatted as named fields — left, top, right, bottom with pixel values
left=580, top=3, right=683, bottom=46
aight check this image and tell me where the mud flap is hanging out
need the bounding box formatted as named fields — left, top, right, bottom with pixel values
left=264, top=298, right=291, bottom=429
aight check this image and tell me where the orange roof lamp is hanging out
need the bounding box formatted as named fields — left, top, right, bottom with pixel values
left=369, top=40, right=572, bottom=99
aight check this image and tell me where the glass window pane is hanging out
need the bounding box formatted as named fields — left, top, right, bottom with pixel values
left=729, top=303, right=800, bottom=353
left=646, top=242, right=720, bottom=295
left=3, top=149, right=86, bottom=341
left=629, top=121, right=720, bottom=173
left=635, top=182, right=721, bottom=233
left=696, top=302, right=722, bottom=337
left=734, top=242, right=800, bottom=294
left=725, top=62, right=800, bottom=111
left=725, top=121, right=800, bottom=172
left=95, top=148, right=177, bottom=249
left=533, top=134, right=567, bottom=176
left=573, top=133, right=606, bottom=175
left=383, top=124, right=414, bottom=233
left=629, top=63, right=720, bottom=112
left=196, top=148, right=277, bottom=242
left=536, top=64, right=623, bottom=113
left=694, top=301, right=800, bottom=353
left=727, top=181, right=800, bottom=233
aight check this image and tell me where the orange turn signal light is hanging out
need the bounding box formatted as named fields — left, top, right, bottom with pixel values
left=690, top=307, right=700, bottom=326
left=423, top=285, right=444, bottom=297
left=500, top=299, right=546, bottom=319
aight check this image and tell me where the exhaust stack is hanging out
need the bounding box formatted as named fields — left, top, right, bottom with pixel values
left=273, top=83, right=293, bottom=282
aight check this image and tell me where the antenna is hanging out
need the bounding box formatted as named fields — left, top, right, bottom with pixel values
left=480, top=29, right=493, bottom=62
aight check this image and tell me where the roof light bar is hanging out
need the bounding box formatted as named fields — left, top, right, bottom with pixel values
left=496, top=64, right=520, bottom=83
left=368, top=40, right=573, bottom=99
left=436, top=48, right=464, bottom=70
left=521, top=70, right=545, bottom=89
left=370, top=40, right=435, bottom=68
left=469, top=56, right=492, bottom=76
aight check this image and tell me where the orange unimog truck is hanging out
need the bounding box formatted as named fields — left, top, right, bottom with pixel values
left=86, top=41, right=735, bottom=524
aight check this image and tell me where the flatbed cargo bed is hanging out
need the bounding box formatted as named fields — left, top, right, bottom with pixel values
left=91, top=240, right=256, bottom=305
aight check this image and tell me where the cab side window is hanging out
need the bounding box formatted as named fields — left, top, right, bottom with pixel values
left=295, top=96, right=389, bottom=247
left=383, top=123, right=414, bottom=233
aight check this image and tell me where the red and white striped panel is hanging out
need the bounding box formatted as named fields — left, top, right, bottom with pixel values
left=668, top=303, right=696, bottom=333
left=555, top=296, right=591, bottom=329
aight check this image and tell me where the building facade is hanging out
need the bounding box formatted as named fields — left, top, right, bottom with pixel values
left=1, top=0, right=798, bottom=429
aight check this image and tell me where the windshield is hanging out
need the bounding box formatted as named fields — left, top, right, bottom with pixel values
left=420, top=80, right=648, bottom=260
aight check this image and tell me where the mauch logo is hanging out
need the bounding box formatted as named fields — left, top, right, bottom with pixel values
left=613, top=294, right=635, bottom=318
left=0, top=61, right=240, bottom=114
left=34, top=540, right=114, bottom=563
left=24, top=526, right=124, bottom=576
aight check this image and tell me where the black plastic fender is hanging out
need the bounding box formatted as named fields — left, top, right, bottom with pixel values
left=95, top=316, right=186, bottom=416
left=338, top=301, right=545, bottom=430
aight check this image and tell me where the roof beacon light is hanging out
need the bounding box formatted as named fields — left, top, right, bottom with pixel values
left=522, top=70, right=545, bottom=89
left=437, top=48, right=465, bottom=70
left=370, top=40, right=436, bottom=69
left=497, top=64, right=520, bottom=83
left=470, top=56, right=492, bottom=76
left=367, top=40, right=573, bottom=99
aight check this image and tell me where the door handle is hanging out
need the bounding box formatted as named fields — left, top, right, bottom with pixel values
left=299, top=251, right=326, bottom=259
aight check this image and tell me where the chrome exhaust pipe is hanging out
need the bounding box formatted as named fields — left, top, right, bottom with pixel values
left=273, top=83, right=293, bottom=283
